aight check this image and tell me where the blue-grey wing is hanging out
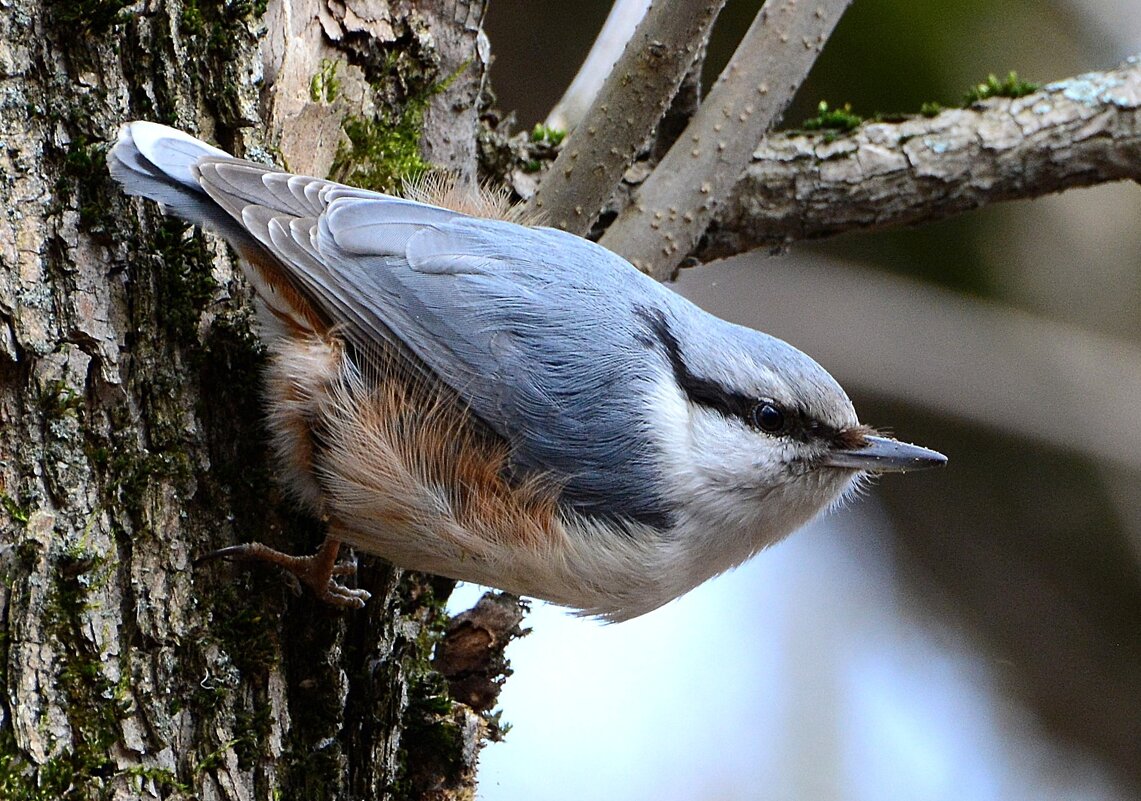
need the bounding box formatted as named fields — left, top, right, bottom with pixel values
left=317, top=201, right=676, bottom=525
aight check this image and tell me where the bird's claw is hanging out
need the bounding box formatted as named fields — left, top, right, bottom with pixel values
left=320, top=583, right=371, bottom=609
left=200, top=539, right=369, bottom=609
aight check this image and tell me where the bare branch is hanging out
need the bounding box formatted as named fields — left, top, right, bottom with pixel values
left=701, top=57, right=1141, bottom=260
left=599, top=0, right=852, bottom=278
left=545, top=0, right=652, bottom=131
left=527, top=0, right=726, bottom=233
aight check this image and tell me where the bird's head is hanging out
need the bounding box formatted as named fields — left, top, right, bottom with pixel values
left=645, top=308, right=945, bottom=555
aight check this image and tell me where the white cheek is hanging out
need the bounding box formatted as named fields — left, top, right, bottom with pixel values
left=645, top=374, right=859, bottom=576
left=646, top=377, right=780, bottom=533
left=687, top=407, right=781, bottom=488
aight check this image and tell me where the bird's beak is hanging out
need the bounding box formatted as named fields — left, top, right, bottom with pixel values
left=822, top=434, right=947, bottom=473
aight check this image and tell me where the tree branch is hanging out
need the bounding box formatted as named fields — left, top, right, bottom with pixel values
left=599, top=0, right=852, bottom=278
left=545, top=0, right=653, bottom=132
left=527, top=0, right=726, bottom=233
left=700, top=57, right=1141, bottom=261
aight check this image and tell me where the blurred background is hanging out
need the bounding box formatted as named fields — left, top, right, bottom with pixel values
left=454, top=1, right=1141, bottom=799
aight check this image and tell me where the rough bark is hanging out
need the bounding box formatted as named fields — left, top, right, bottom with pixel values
left=0, top=1, right=513, bottom=800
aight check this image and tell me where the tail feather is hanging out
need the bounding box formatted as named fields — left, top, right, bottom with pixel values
left=109, top=121, right=329, bottom=337
left=123, top=121, right=229, bottom=189
left=109, top=122, right=249, bottom=238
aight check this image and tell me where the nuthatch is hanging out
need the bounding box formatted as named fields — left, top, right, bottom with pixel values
left=109, top=122, right=945, bottom=621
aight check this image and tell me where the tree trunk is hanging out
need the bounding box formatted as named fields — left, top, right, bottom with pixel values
left=0, top=1, right=504, bottom=799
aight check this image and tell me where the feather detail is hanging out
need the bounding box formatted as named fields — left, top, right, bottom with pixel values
left=234, top=231, right=329, bottom=338
left=266, top=331, right=569, bottom=574
left=263, top=329, right=690, bottom=621
left=401, top=172, right=542, bottom=225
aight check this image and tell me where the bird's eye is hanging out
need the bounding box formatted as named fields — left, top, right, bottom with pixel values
left=751, top=401, right=786, bottom=434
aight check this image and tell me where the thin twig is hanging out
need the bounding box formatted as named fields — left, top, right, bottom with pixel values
left=599, top=0, right=853, bottom=278
left=527, top=0, right=727, bottom=233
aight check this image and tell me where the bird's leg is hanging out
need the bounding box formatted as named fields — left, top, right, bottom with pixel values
left=203, top=534, right=371, bottom=608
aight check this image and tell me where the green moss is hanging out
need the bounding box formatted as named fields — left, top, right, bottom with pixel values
left=176, top=0, right=267, bottom=127
left=37, top=379, right=83, bottom=420
left=232, top=702, right=274, bottom=770
left=327, top=53, right=478, bottom=192
left=193, top=737, right=241, bottom=774
left=330, top=105, right=432, bottom=193
left=243, top=0, right=269, bottom=17
left=529, top=123, right=565, bottom=146
left=208, top=582, right=282, bottom=677
left=180, top=559, right=283, bottom=783
left=784, top=74, right=1039, bottom=141
left=54, top=137, right=116, bottom=233
left=0, top=727, right=59, bottom=801
left=485, top=708, right=511, bottom=740
left=963, top=71, right=1039, bottom=104
left=120, top=765, right=190, bottom=796
left=392, top=710, right=467, bottom=798
left=180, top=0, right=265, bottom=34
left=83, top=360, right=198, bottom=527
left=180, top=0, right=206, bottom=36
left=920, top=101, right=944, bottom=117
left=802, top=100, right=864, bottom=135
left=309, top=59, right=341, bottom=104
left=180, top=621, right=278, bottom=787
left=0, top=551, right=135, bottom=800
left=394, top=708, right=465, bottom=796
left=185, top=676, right=272, bottom=774
left=148, top=219, right=218, bottom=344
left=108, top=450, right=194, bottom=505
left=386, top=576, right=470, bottom=801
left=1, top=495, right=30, bottom=525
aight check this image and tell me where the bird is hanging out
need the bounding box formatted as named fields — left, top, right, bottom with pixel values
left=108, top=121, right=946, bottom=621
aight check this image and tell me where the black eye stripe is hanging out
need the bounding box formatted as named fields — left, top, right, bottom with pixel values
left=638, top=306, right=847, bottom=444
left=641, top=307, right=755, bottom=420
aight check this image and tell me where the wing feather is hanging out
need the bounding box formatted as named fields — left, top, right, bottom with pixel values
left=312, top=206, right=677, bottom=523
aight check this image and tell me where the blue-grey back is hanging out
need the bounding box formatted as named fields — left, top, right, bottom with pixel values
left=322, top=214, right=679, bottom=526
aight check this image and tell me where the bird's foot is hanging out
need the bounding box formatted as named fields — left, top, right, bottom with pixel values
left=201, top=537, right=371, bottom=609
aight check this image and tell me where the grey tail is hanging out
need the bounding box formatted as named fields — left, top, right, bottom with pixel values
left=107, top=121, right=256, bottom=243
